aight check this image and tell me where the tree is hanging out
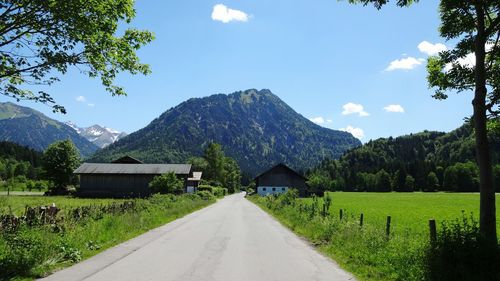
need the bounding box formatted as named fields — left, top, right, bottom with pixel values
left=222, top=157, right=241, bottom=193
left=443, top=162, right=480, bottom=192
left=349, top=0, right=499, bottom=244
left=392, top=169, right=407, bottom=192
left=426, top=171, right=439, bottom=191
left=356, top=172, right=376, bottom=191
left=0, top=0, right=154, bottom=113
left=375, top=169, right=392, bottom=192
left=188, top=157, right=208, bottom=173
left=13, top=161, right=27, bottom=176
left=435, top=166, right=445, bottom=189
left=404, top=175, right=415, bottom=192
left=307, top=172, right=332, bottom=194
left=43, top=140, right=80, bottom=191
left=204, top=143, right=225, bottom=183
left=149, top=172, right=184, bottom=194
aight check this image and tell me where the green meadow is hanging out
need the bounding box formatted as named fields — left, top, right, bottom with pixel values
left=305, top=192, right=500, bottom=235
left=0, top=196, right=128, bottom=215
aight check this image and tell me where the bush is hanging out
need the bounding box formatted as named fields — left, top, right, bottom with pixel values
left=275, top=189, right=299, bottom=207
left=212, top=187, right=227, bottom=198
left=245, top=188, right=255, bottom=196
left=427, top=214, right=500, bottom=281
left=0, top=229, right=46, bottom=279
left=197, top=185, right=213, bottom=193
left=149, top=172, right=184, bottom=194
left=196, top=190, right=215, bottom=200
left=34, top=181, right=47, bottom=191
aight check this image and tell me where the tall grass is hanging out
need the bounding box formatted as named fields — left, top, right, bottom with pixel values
left=0, top=193, right=215, bottom=280
left=249, top=192, right=499, bottom=281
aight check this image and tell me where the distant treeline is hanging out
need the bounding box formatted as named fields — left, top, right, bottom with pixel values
left=307, top=121, right=500, bottom=193
left=0, top=141, right=44, bottom=181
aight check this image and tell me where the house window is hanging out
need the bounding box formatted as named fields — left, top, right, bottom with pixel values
left=263, top=187, right=267, bottom=191
left=272, top=187, right=276, bottom=192
left=282, top=187, right=286, bottom=191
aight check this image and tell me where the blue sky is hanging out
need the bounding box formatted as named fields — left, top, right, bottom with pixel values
left=0, top=0, right=473, bottom=141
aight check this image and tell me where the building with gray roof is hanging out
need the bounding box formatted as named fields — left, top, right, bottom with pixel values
left=74, top=161, right=193, bottom=198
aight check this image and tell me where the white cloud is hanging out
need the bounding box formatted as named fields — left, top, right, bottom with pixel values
left=383, top=104, right=405, bottom=113
left=76, top=96, right=86, bottom=102
left=87, top=103, right=95, bottom=107
left=211, top=4, right=249, bottom=23
left=309, top=117, right=333, bottom=125
left=340, top=125, right=364, bottom=139
left=309, top=117, right=325, bottom=124
left=441, top=43, right=493, bottom=71
left=418, top=41, right=447, bottom=56
left=385, top=57, right=424, bottom=71
left=342, top=102, right=369, bottom=117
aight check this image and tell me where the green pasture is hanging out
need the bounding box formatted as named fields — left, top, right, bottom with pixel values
left=0, top=196, right=128, bottom=215
left=301, top=192, right=500, bottom=235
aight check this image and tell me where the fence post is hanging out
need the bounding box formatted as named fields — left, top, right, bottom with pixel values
left=360, top=213, right=364, bottom=227
left=429, top=219, right=437, bottom=245
left=339, top=209, right=343, bottom=220
left=386, top=216, right=391, bottom=238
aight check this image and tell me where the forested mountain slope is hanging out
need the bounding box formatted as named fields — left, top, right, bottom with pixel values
left=91, top=89, right=361, bottom=176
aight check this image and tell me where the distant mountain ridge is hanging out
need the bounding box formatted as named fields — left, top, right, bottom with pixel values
left=0, top=102, right=99, bottom=156
left=90, top=89, right=362, bottom=176
left=65, top=122, right=127, bottom=148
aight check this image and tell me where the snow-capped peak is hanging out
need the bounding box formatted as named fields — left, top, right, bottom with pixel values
left=65, top=121, right=127, bottom=148
left=65, top=121, right=82, bottom=134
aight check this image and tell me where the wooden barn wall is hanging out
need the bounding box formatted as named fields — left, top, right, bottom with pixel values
left=257, top=166, right=308, bottom=196
left=79, top=174, right=155, bottom=198
left=79, top=174, right=190, bottom=198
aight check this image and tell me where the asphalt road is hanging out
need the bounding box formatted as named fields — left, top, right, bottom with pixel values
left=40, top=193, right=356, bottom=281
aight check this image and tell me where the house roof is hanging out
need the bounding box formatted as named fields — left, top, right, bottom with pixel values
left=111, top=156, right=143, bottom=164
left=74, top=163, right=192, bottom=175
left=188, top=171, right=203, bottom=181
left=254, top=163, right=308, bottom=181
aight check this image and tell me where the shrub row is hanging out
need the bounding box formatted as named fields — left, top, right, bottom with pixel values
left=197, top=185, right=228, bottom=198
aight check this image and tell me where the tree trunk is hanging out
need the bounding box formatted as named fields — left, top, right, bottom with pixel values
left=474, top=4, right=497, bottom=244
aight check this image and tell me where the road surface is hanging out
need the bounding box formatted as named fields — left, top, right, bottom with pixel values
left=40, top=193, right=356, bottom=281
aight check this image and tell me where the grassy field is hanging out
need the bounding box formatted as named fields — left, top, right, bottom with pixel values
left=0, top=193, right=217, bottom=281
left=249, top=192, right=500, bottom=281
left=0, top=195, right=129, bottom=215
left=307, top=192, right=500, bottom=235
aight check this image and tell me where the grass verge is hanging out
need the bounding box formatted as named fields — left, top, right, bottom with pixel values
left=0, top=193, right=216, bottom=281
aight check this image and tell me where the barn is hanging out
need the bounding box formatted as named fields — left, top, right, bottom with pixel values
left=254, top=163, right=309, bottom=197
left=74, top=163, right=192, bottom=198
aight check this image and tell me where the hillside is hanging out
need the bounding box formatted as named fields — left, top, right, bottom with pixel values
left=91, top=89, right=361, bottom=176
left=309, top=121, right=500, bottom=192
left=0, top=102, right=99, bottom=157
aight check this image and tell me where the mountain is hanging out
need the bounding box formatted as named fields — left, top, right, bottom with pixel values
left=0, top=102, right=99, bottom=157
left=90, top=89, right=362, bottom=176
left=65, top=122, right=127, bottom=148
